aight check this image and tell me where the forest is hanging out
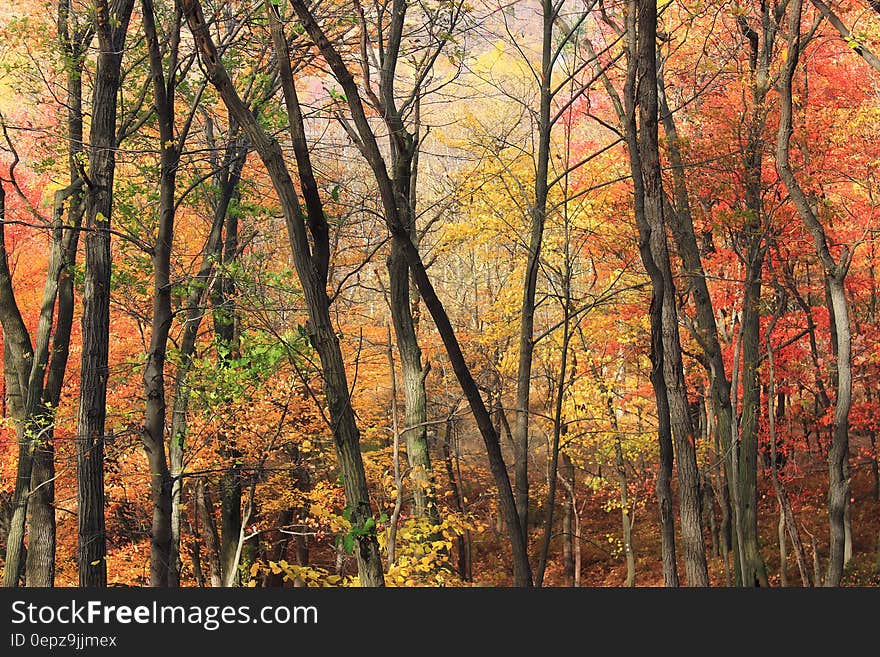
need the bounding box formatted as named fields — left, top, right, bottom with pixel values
left=0, top=0, right=877, bottom=589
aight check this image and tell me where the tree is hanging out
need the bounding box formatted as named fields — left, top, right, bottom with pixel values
left=289, top=0, right=533, bottom=586
left=74, top=0, right=136, bottom=587
left=0, top=0, right=94, bottom=588
left=776, top=0, right=855, bottom=586
left=182, top=0, right=386, bottom=585
left=347, top=0, right=453, bottom=529
left=633, top=0, right=709, bottom=586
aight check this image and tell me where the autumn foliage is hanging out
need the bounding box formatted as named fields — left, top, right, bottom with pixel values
left=0, top=0, right=878, bottom=588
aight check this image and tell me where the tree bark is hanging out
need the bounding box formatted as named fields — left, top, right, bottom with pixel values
left=184, top=0, right=385, bottom=585
left=776, top=0, right=853, bottom=586
left=168, top=130, right=248, bottom=586
left=622, top=0, right=680, bottom=588
left=289, top=0, right=531, bottom=586
left=512, top=0, right=556, bottom=550
left=219, top=463, right=242, bottom=585
left=561, top=452, right=576, bottom=586
left=76, top=0, right=135, bottom=587
left=636, top=0, right=709, bottom=585
left=195, top=478, right=222, bottom=587
left=140, top=0, right=183, bottom=587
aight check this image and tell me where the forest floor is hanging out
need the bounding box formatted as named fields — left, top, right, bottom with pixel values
left=574, top=454, right=879, bottom=587
left=468, top=437, right=880, bottom=587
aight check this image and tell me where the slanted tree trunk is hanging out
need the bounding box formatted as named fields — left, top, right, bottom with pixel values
left=184, top=0, right=385, bottom=584
left=776, top=0, right=854, bottom=586
left=23, top=1, right=91, bottom=588
left=289, top=0, right=531, bottom=585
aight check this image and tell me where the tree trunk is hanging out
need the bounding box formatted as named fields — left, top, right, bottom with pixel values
left=168, top=132, right=247, bottom=587
left=387, top=237, right=438, bottom=526
left=140, top=0, right=181, bottom=587
left=561, top=452, right=575, bottom=586
left=738, top=265, right=769, bottom=586
left=212, top=149, right=243, bottom=587
left=615, top=435, right=636, bottom=587
left=535, top=273, right=571, bottom=587
left=185, top=0, right=385, bottom=584
left=729, top=4, right=781, bottom=588
left=659, top=55, right=740, bottom=583
left=442, top=417, right=471, bottom=581
left=288, top=0, right=530, bottom=585
left=775, top=0, right=853, bottom=586
left=385, top=326, right=404, bottom=567
left=195, top=478, right=222, bottom=587
left=512, top=0, right=556, bottom=551
left=766, top=305, right=811, bottom=586
left=219, top=463, right=242, bottom=586
left=76, top=0, right=135, bottom=587
left=381, top=98, right=438, bottom=528
left=778, top=508, right=788, bottom=586
left=0, top=203, right=33, bottom=586
left=621, top=0, right=679, bottom=587
left=870, top=433, right=879, bottom=502
left=702, top=469, right=719, bottom=559
left=825, top=278, right=852, bottom=586
left=353, top=1, right=441, bottom=530
left=636, top=0, right=709, bottom=585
